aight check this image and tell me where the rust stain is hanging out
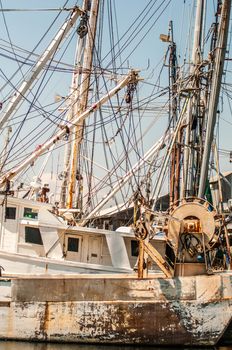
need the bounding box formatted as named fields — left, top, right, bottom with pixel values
left=0, top=301, right=10, bottom=307
left=0, top=273, right=231, bottom=345
left=36, top=301, right=49, bottom=340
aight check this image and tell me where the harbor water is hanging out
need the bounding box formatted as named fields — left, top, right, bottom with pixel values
left=0, top=342, right=231, bottom=350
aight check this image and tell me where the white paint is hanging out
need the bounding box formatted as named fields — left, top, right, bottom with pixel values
left=106, top=233, right=131, bottom=269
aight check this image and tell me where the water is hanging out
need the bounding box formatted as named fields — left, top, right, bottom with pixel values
left=0, top=342, right=231, bottom=350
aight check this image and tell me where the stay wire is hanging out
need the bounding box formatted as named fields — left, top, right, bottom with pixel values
left=0, top=8, right=75, bottom=168
left=0, top=0, right=70, bottom=99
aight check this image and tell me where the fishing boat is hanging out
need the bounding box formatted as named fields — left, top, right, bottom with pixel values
left=0, top=0, right=231, bottom=346
left=0, top=0, right=172, bottom=276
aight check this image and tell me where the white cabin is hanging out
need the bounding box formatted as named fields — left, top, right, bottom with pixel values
left=0, top=195, right=165, bottom=275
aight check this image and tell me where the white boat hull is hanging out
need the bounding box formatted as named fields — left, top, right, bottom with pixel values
left=0, top=250, right=132, bottom=275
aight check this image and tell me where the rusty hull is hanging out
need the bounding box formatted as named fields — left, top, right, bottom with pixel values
left=0, top=273, right=231, bottom=345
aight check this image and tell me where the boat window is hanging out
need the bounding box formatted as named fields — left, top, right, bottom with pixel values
left=24, top=207, right=38, bottom=220
left=67, top=237, right=79, bottom=252
left=131, top=240, right=139, bottom=257
left=25, top=226, right=43, bottom=245
left=5, top=207, right=16, bottom=220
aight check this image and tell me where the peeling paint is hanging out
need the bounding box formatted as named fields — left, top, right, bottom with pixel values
left=0, top=273, right=231, bottom=345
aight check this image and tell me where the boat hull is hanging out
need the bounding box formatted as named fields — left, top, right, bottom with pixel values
left=0, top=273, right=231, bottom=345
left=0, top=250, right=132, bottom=275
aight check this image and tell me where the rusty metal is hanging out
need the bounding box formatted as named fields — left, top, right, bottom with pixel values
left=169, top=21, right=179, bottom=206
left=0, top=266, right=4, bottom=277
left=142, top=240, right=174, bottom=278
left=174, top=128, right=182, bottom=202
left=168, top=198, right=217, bottom=256
left=134, top=207, right=149, bottom=279
left=137, top=240, right=145, bottom=279
left=134, top=209, right=174, bottom=278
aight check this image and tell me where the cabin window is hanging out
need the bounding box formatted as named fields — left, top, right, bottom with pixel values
left=67, top=237, right=79, bottom=252
left=25, top=226, right=43, bottom=245
left=131, top=240, right=139, bottom=257
left=5, top=207, right=16, bottom=220
left=24, top=207, right=38, bottom=220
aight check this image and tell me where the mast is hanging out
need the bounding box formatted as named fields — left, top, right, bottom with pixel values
left=60, top=0, right=89, bottom=208
left=198, top=0, right=231, bottom=198
left=180, top=0, right=205, bottom=198
left=152, top=97, right=189, bottom=206
left=66, top=0, right=99, bottom=212
left=168, top=21, right=180, bottom=205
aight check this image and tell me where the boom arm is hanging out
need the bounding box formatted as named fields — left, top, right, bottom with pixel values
left=0, top=7, right=82, bottom=130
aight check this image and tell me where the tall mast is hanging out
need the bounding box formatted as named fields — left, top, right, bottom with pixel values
left=66, top=0, right=99, bottom=211
left=198, top=0, right=231, bottom=197
left=180, top=0, right=205, bottom=198
left=168, top=21, right=180, bottom=205
left=60, top=0, right=89, bottom=208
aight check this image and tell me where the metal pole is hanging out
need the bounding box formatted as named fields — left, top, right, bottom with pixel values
left=198, top=0, right=231, bottom=198
left=181, top=0, right=204, bottom=198
left=152, top=97, right=189, bottom=207
left=169, top=21, right=179, bottom=205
